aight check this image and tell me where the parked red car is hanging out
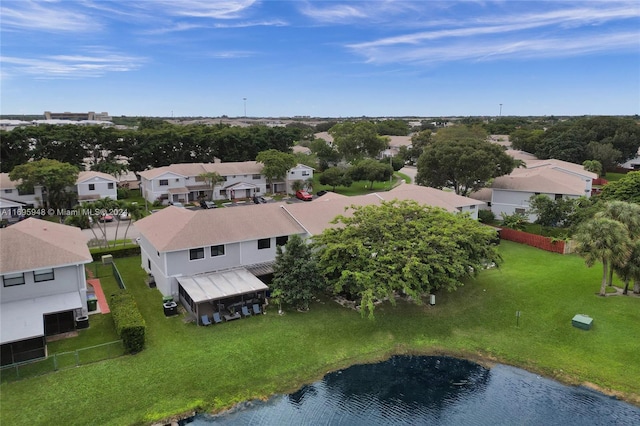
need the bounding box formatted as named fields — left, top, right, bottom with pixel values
left=295, top=190, right=313, bottom=201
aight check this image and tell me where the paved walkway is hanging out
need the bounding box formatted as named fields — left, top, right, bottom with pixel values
left=87, top=278, right=111, bottom=314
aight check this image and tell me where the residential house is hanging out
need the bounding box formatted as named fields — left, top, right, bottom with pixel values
left=135, top=184, right=485, bottom=322
left=76, top=171, right=118, bottom=202
left=0, top=198, right=26, bottom=225
left=286, top=164, right=315, bottom=192
left=477, top=159, right=597, bottom=222
left=0, top=171, right=118, bottom=209
left=0, top=173, right=44, bottom=208
left=138, top=161, right=314, bottom=205
left=0, top=219, right=92, bottom=365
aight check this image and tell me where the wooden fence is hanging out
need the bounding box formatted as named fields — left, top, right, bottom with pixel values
left=499, top=228, right=567, bottom=254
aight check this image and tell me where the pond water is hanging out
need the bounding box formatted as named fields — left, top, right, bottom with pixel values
left=187, top=356, right=640, bottom=425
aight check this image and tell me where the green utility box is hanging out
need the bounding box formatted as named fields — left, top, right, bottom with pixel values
left=87, top=298, right=98, bottom=312
left=572, top=314, right=593, bottom=330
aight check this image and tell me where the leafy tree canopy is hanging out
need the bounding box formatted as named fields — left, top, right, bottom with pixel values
left=9, top=159, right=79, bottom=210
left=313, top=200, right=501, bottom=318
left=348, top=159, right=392, bottom=189
left=319, top=167, right=352, bottom=191
left=375, top=119, right=410, bottom=136
left=271, top=235, right=324, bottom=311
left=329, top=121, right=389, bottom=161
left=599, top=171, right=640, bottom=203
left=416, top=139, right=515, bottom=196
left=256, top=149, right=297, bottom=187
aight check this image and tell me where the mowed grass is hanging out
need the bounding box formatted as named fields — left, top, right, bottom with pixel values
left=1, top=242, right=639, bottom=425
left=313, top=172, right=403, bottom=196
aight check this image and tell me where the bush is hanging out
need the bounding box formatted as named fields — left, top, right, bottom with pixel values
left=478, top=209, right=496, bottom=224
left=110, top=290, right=146, bottom=354
left=90, top=245, right=141, bottom=261
left=117, top=187, right=130, bottom=199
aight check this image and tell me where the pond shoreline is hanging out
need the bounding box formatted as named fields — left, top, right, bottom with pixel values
left=155, top=347, right=639, bottom=425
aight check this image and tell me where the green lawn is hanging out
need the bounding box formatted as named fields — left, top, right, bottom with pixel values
left=1, top=242, right=639, bottom=425
left=313, top=172, right=404, bottom=196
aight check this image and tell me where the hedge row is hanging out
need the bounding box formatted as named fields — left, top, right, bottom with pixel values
left=90, top=245, right=141, bottom=261
left=110, top=290, right=146, bottom=354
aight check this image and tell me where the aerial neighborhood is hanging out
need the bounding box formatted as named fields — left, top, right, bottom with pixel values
left=1, top=113, right=639, bottom=425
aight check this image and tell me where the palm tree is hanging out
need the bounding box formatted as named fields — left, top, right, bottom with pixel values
left=595, top=201, right=640, bottom=286
left=614, top=239, right=640, bottom=295
left=121, top=201, right=143, bottom=246
left=198, top=172, right=224, bottom=200
left=575, top=217, right=632, bottom=296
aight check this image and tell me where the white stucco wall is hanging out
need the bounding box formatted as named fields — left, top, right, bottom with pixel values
left=77, top=177, right=118, bottom=200
left=0, top=264, right=88, bottom=306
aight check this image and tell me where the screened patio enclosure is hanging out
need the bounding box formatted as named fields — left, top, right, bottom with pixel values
left=177, top=268, right=268, bottom=325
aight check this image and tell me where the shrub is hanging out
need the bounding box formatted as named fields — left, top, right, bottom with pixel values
left=90, top=245, right=141, bottom=261
left=478, top=209, right=496, bottom=224
left=110, top=290, right=146, bottom=354
left=117, top=187, right=130, bottom=199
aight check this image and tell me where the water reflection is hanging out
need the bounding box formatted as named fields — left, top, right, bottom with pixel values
left=195, top=355, right=640, bottom=425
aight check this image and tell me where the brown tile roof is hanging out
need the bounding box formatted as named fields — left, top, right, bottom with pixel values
left=0, top=218, right=92, bottom=274
left=138, top=162, right=263, bottom=180
left=135, top=204, right=306, bottom=252
left=76, top=171, right=117, bottom=183
left=383, top=184, right=484, bottom=209
left=137, top=185, right=488, bottom=248
left=492, top=167, right=588, bottom=195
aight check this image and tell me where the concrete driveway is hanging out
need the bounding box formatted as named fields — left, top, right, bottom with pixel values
left=82, top=220, right=140, bottom=244
left=399, top=166, right=417, bottom=184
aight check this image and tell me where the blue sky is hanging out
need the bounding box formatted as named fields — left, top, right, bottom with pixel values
left=1, top=1, right=639, bottom=118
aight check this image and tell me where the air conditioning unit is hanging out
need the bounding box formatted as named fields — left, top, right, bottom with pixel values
left=101, top=254, right=113, bottom=265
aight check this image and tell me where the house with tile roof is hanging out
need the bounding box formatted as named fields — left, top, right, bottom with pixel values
left=0, top=171, right=118, bottom=211
left=138, top=161, right=314, bottom=205
left=473, top=158, right=597, bottom=222
left=76, top=171, right=118, bottom=201
left=134, top=184, right=485, bottom=323
left=0, top=218, right=93, bottom=365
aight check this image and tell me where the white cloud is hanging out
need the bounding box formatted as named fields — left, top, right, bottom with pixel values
left=0, top=0, right=100, bottom=32
left=344, top=2, right=640, bottom=64
left=1, top=50, right=146, bottom=79
left=148, top=0, right=258, bottom=19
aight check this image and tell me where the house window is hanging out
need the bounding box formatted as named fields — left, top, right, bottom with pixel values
left=555, top=194, right=562, bottom=200
left=252, top=174, right=261, bottom=180
left=211, top=244, right=225, bottom=257
left=258, top=238, right=271, bottom=250
left=302, top=171, right=310, bottom=176
left=159, top=179, right=169, bottom=186
left=515, top=208, right=526, bottom=214
left=223, top=176, right=228, bottom=181
left=3, top=272, right=25, bottom=287
left=4, top=189, right=12, bottom=194
left=148, top=259, right=151, bottom=270
left=276, top=236, right=288, bottom=246
left=189, top=248, right=205, bottom=260
left=89, top=184, right=95, bottom=191
left=108, top=183, right=114, bottom=189
left=34, top=268, right=55, bottom=282
left=18, top=187, right=35, bottom=195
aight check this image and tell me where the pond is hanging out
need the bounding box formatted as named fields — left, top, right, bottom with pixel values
left=187, top=356, right=640, bottom=425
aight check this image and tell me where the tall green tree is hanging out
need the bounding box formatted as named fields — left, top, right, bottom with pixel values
left=595, top=201, right=640, bottom=287
left=614, top=239, right=640, bottom=295
left=9, top=159, right=79, bottom=210
left=582, top=160, right=602, bottom=177
left=416, top=139, right=515, bottom=196
left=271, top=235, right=324, bottom=311
left=198, top=171, right=224, bottom=200
left=329, top=121, right=388, bottom=161
left=575, top=217, right=632, bottom=296
left=348, top=159, right=393, bottom=190
left=599, top=171, right=640, bottom=203
left=256, top=149, right=297, bottom=194
left=313, top=200, right=501, bottom=319
left=319, top=167, right=352, bottom=191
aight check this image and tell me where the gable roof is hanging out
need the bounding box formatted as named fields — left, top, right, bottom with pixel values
left=135, top=204, right=306, bottom=252
left=138, top=162, right=263, bottom=180
left=137, top=185, right=487, bottom=249
left=492, top=167, right=589, bottom=196
left=77, top=170, right=118, bottom=183
left=0, top=218, right=92, bottom=274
